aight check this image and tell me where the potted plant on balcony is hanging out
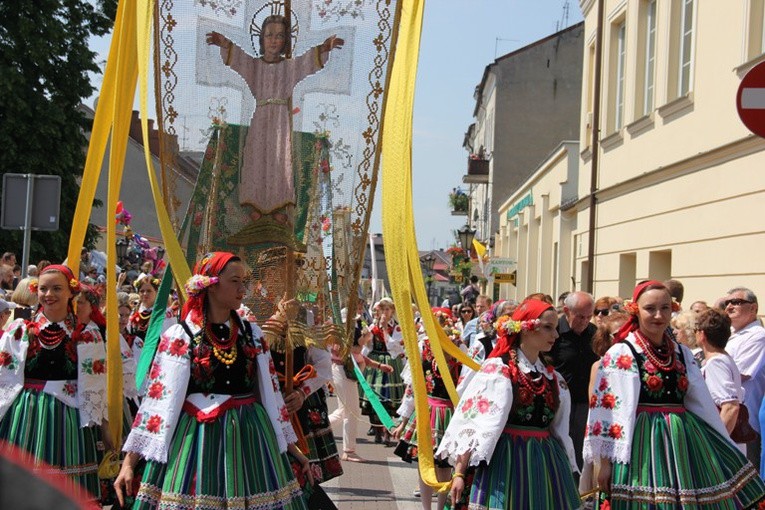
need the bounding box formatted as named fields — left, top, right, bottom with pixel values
left=448, top=187, right=469, bottom=215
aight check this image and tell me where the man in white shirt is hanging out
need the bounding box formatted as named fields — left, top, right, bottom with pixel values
left=724, top=286, right=765, bottom=464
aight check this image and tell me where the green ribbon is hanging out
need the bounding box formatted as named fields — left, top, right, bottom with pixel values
left=353, top=356, right=395, bottom=430
left=135, top=266, right=175, bottom=390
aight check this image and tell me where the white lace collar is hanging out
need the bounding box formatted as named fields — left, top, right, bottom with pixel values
left=515, top=348, right=554, bottom=379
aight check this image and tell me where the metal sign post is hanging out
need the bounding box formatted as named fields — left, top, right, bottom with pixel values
left=1, top=174, right=61, bottom=277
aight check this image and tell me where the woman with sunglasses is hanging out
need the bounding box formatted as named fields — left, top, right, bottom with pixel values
left=592, top=296, right=618, bottom=328
left=585, top=281, right=765, bottom=508
left=0, top=264, right=107, bottom=503
left=115, top=252, right=310, bottom=509
left=456, top=305, right=475, bottom=335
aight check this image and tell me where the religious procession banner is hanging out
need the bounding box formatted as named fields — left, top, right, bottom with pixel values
left=154, top=0, right=402, bottom=342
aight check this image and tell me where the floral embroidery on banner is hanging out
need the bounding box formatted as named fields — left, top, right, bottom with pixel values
left=81, top=358, right=106, bottom=375
left=63, top=382, right=77, bottom=397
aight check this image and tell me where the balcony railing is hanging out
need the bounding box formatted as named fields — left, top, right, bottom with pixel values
left=463, top=157, right=489, bottom=184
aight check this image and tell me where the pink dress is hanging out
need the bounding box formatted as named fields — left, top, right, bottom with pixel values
left=223, top=44, right=328, bottom=214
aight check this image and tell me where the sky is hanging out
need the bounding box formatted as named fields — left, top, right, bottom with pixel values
left=87, top=0, right=583, bottom=251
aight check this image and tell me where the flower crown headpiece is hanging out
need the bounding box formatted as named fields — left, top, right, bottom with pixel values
left=184, top=274, right=219, bottom=297
left=494, top=314, right=542, bottom=336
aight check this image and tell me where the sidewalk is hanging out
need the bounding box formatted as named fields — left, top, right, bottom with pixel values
left=323, top=393, right=425, bottom=509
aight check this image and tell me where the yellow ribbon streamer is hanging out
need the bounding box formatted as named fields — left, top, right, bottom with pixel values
left=381, top=0, right=478, bottom=493
left=66, top=0, right=192, bottom=448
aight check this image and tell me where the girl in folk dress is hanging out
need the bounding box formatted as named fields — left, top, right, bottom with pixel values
left=585, top=281, right=765, bottom=509
left=437, top=299, right=581, bottom=510
left=0, top=265, right=108, bottom=503
left=114, top=252, right=311, bottom=509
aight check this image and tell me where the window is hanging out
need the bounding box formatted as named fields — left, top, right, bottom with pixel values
left=643, top=0, right=656, bottom=115
left=667, top=0, right=695, bottom=101
left=615, top=22, right=627, bottom=129
left=607, top=18, right=627, bottom=133
left=747, top=0, right=765, bottom=60
left=678, top=0, right=694, bottom=97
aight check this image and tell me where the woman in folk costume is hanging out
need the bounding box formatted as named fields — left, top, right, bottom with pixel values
left=114, top=252, right=310, bottom=509
left=0, top=264, right=108, bottom=502
left=264, top=305, right=343, bottom=508
left=361, top=296, right=407, bottom=445
left=77, top=284, right=138, bottom=507
left=584, top=281, right=765, bottom=509
left=393, top=330, right=462, bottom=510
left=127, top=273, right=161, bottom=363
left=437, top=299, right=580, bottom=510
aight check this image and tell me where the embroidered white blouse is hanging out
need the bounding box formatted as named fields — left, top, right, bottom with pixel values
left=583, top=333, right=730, bottom=465
left=0, top=315, right=108, bottom=428
left=122, top=317, right=297, bottom=464
left=435, top=353, right=578, bottom=472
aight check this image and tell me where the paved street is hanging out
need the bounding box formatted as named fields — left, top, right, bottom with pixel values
left=323, top=394, right=425, bottom=509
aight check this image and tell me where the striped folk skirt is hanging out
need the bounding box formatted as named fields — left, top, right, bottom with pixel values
left=299, top=390, right=342, bottom=483
left=394, top=396, right=454, bottom=468
left=360, top=352, right=406, bottom=424
left=597, top=406, right=765, bottom=509
left=468, top=426, right=581, bottom=510
left=134, top=397, right=306, bottom=510
left=0, top=387, right=100, bottom=501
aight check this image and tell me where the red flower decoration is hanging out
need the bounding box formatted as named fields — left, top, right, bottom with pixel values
left=643, top=359, right=657, bottom=374
left=646, top=375, right=663, bottom=392
left=591, top=421, right=602, bottom=436
left=461, top=398, right=474, bottom=414
left=148, top=381, right=165, bottom=399
left=608, top=423, right=623, bottom=439
left=308, top=411, right=322, bottom=424
left=146, top=414, right=163, bottom=433
left=0, top=352, right=12, bottom=367
left=616, top=355, right=633, bottom=370
left=168, top=338, right=188, bottom=357
left=589, top=394, right=598, bottom=409
left=518, top=387, right=533, bottom=405
left=598, top=377, right=609, bottom=392
left=476, top=396, right=490, bottom=413
left=92, top=359, right=105, bottom=374
left=677, top=375, right=689, bottom=392
left=149, top=362, right=162, bottom=380
left=158, top=337, right=170, bottom=353
left=132, top=412, right=142, bottom=428
left=601, top=393, right=616, bottom=409
left=280, top=406, right=289, bottom=421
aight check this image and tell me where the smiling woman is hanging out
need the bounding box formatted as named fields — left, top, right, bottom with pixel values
left=584, top=281, right=765, bottom=509
left=436, top=299, right=581, bottom=509
left=0, top=264, right=107, bottom=504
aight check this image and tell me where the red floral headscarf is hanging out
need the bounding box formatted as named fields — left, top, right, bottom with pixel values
left=181, top=252, right=239, bottom=321
left=38, top=264, right=81, bottom=294
left=613, top=280, right=668, bottom=343
left=489, top=299, right=555, bottom=358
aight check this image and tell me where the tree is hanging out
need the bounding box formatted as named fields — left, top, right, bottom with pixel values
left=0, top=0, right=117, bottom=264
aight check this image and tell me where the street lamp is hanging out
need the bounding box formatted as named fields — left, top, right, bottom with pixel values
left=457, top=224, right=476, bottom=255
left=423, top=253, right=436, bottom=306
left=116, top=238, right=129, bottom=266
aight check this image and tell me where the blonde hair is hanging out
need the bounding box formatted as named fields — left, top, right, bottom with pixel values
left=671, top=311, right=697, bottom=349
left=11, top=277, right=38, bottom=308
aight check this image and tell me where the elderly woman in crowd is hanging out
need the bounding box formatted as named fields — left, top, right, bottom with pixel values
left=585, top=281, right=765, bottom=508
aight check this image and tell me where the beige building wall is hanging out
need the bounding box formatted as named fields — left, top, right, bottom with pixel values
left=496, top=142, right=580, bottom=301
left=573, top=0, right=765, bottom=305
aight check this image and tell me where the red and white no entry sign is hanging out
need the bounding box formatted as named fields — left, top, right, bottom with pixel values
left=737, top=60, right=765, bottom=138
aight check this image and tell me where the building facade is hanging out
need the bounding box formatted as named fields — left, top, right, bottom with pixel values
left=570, top=0, right=765, bottom=303
left=463, top=23, right=584, bottom=245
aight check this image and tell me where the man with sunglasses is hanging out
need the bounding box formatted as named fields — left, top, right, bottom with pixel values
left=724, top=287, right=765, bottom=465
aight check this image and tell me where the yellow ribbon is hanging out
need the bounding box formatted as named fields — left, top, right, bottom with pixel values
left=66, top=0, right=192, bottom=448
left=381, top=0, right=478, bottom=493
